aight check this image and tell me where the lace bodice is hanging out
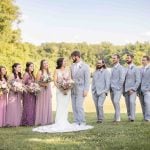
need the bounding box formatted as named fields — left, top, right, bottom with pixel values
left=57, top=69, right=70, bottom=82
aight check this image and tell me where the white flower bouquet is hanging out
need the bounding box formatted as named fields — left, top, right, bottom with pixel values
left=9, top=80, right=26, bottom=93
left=57, top=77, right=74, bottom=95
left=26, top=82, right=41, bottom=95
left=0, top=81, right=9, bottom=95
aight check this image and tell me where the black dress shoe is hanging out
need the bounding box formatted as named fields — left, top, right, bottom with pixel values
left=130, top=120, right=134, bottom=122
left=97, top=120, right=103, bottom=123
left=145, top=120, right=150, bottom=122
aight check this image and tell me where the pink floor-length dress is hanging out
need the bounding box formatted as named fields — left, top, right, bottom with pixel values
left=0, top=80, right=7, bottom=127
left=6, top=75, right=23, bottom=127
left=35, top=74, right=53, bottom=126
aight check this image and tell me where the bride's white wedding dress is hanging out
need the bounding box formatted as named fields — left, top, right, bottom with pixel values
left=33, top=70, right=93, bottom=133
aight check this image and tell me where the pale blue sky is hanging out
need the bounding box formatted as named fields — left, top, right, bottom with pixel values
left=16, top=0, right=150, bottom=45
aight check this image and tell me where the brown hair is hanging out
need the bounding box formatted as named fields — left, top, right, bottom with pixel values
left=25, top=62, right=35, bottom=79
left=113, top=54, right=120, bottom=59
left=0, top=66, right=7, bottom=81
left=143, top=55, right=150, bottom=61
left=71, top=50, right=81, bottom=58
left=40, top=59, right=50, bottom=75
left=127, top=53, right=134, bottom=59
left=96, top=60, right=107, bottom=70
left=56, top=57, right=64, bottom=69
left=12, top=63, right=22, bottom=79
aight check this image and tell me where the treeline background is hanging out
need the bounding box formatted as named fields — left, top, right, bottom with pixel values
left=0, top=0, right=150, bottom=74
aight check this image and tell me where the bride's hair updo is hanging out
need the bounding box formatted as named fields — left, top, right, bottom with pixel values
left=56, top=57, right=64, bottom=69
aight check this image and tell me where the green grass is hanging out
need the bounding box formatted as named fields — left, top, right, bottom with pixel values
left=0, top=113, right=150, bottom=150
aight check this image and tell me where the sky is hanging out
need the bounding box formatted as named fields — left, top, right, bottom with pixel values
left=15, top=0, right=150, bottom=45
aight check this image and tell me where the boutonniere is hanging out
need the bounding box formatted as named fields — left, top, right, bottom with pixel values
left=79, top=64, right=82, bottom=69
left=131, top=66, right=134, bottom=70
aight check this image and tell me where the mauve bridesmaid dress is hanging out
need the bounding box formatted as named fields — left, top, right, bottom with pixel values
left=0, top=80, right=7, bottom=127
left=21, top=73, right=36, bottom=126
left=6, top=75, right=22, bottom=127
left=35, top=73, right=53, bottom=126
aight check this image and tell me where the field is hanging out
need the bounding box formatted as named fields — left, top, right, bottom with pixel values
left=0, top=86, right=148, bottom=150
left=0, top=113, right=150, bottom=150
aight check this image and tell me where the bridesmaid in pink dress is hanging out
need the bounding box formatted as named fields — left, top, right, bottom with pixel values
left=21, top=62, right=36, bottom=126
left=35, top=60, right=53, bottom=125
left=0, top=66, right=8, bottom=127
left=6, top=63, right=23, bottom=127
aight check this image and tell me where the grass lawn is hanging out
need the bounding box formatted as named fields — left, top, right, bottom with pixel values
left=0, top=113, right=150, bottom=150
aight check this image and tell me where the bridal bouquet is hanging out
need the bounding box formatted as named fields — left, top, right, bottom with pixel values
left=9, top=80, right=26, bottom=93
left=26, top=82, right=41, bottom=95
left=57, top=77, right=74, bottom=95
left=0, top=81, right=9, bottom=95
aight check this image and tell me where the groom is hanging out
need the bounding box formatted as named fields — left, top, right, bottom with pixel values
left=70, top=50, right=90, bottom=125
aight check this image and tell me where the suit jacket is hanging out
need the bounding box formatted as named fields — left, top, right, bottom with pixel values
left=110, top=63, right=125, bottom=91
left=124, top=64, right=141, bottom=92
left=140, top=66, right=150, bottom=93
left=91, top=68, right=110, bottom=96
left=71, top=61, right=90, bottom=95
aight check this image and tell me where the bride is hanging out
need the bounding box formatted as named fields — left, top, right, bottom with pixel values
left=33, top=57, right=93, bottom=133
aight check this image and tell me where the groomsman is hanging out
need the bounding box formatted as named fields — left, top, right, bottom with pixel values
left=91, top=60, right=110, bottom=123
left=70, top=50, right=90, bottom=125
left=139, top=56, right=150, bottom=122
left=110, top=54, right=125, bottom=122
left=124, top=54, right=141, bottom=122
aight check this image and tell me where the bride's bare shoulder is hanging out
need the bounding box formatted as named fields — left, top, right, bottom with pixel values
left=55, top=69, right=61, bottom=72
left=54, top=69, right=58, bottom=74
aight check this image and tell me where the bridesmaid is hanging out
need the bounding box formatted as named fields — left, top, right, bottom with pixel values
left=21, top=62, right=36, bottom=126
left=6, top=63, right=23, bottom=127
left=35, top=60, right=53, bottom=125
left=0, top=66, right=8, bottom=127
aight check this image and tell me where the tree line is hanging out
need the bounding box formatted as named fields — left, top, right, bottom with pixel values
left=0, top=0, right=150, bottom=73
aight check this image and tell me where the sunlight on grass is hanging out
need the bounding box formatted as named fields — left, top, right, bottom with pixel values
left=27, top=137, right=81, bottom=145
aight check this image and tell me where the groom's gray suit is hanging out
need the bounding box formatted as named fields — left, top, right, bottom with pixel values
left=71, top=61, right=90, bottom=125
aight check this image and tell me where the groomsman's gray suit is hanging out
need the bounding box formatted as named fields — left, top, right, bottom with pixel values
left=71, top=61, right=90, bottom=124
left=91, top=69, right=110, bottom=121
left=139, top=66, right=150, bottom=121
left=110, top=63, right=125, bottom=121
left=124, top=64, right=141, bottom=120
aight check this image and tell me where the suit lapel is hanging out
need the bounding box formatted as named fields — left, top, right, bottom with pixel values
left=146, top=66, right=150, bottom=72
left=144, top=66, right=150, bottom=76
left=111, top=66, right=115, bottom=75
left=72, top=63, right=76, bottom=78
left=75, top=62, right=83, bottom=78
left=141, top=67, right=144, bottom=76
left=142, top=66, right=150, bottom=76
